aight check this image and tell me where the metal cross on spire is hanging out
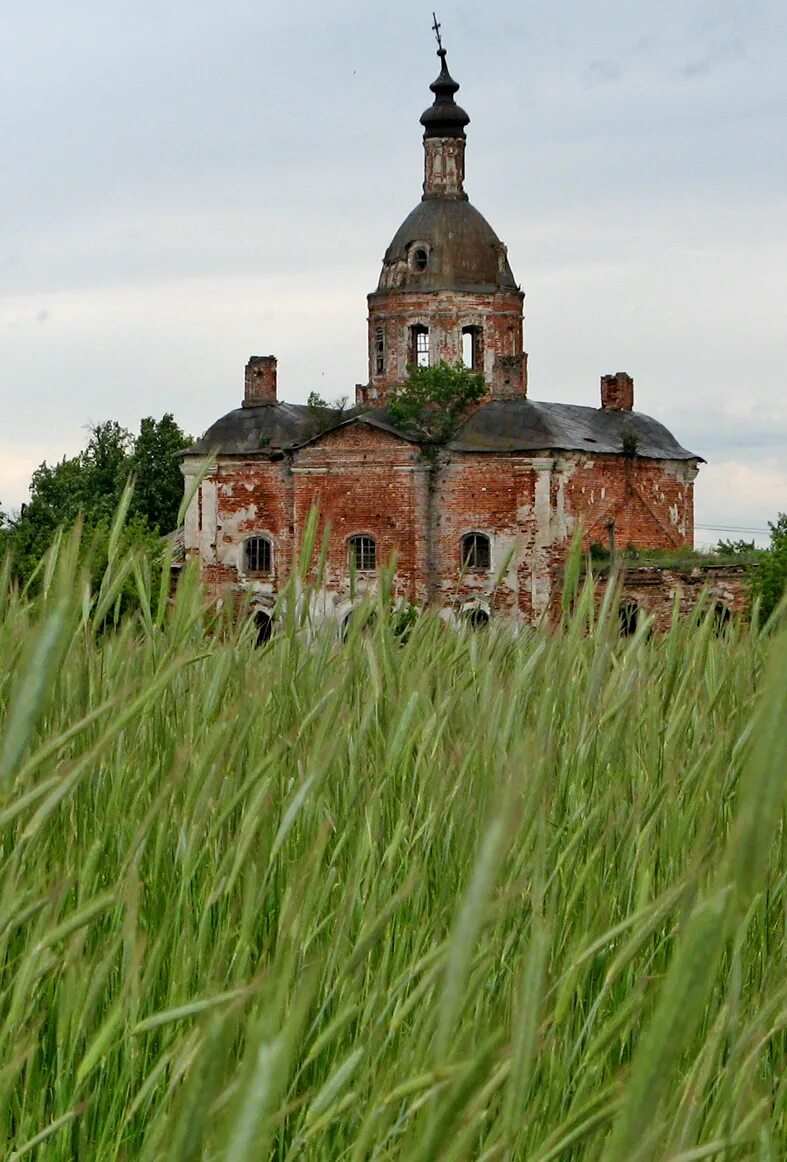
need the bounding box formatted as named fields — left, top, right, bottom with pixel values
left=432, top=12, right=444, bottom=54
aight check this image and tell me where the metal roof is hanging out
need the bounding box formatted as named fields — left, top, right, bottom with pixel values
left=187, top=402, right=319, bottom=456
left=185, top=398, right=701, bottom=463
left=377, top=198, right=518, bottom=293
left=449, top=400, right=702, bottom=459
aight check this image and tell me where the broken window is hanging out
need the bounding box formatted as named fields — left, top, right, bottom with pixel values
left=245, top=536, right=272, bottom=574
left=413, top=247, right=428, bottom=271
left=410, top=324, right=429, bottom=368
left=713, top=603, right=732, bottom=635
left=462, top=326, right=482, bottom=370
left=349, top=535, right=376, bottom=572
left=253, top=610, right=273, bottom=646
left=619, top=601, right=639, bottom=637
left=463, top=607, right=490, bottom=630
left=461, top=532, right=491, bottom=571
left=375, top=326, right=385, bottom=375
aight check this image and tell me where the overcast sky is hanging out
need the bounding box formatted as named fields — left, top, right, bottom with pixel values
left=1, top=0, right=785, bottom=544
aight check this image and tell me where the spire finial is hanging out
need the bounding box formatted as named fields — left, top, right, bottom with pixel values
left=420, top=17, right=469, bottom=141
left=432, top=12, right=444, bottom=55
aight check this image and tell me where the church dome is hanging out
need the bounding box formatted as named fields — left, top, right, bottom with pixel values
left=377, top=198, right=518, bottom=293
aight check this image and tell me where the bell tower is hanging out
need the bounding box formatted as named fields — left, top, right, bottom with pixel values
left=360, top=26, right=527, bottom=406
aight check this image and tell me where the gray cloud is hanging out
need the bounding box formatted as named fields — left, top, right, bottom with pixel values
left=585, top=60, right=622, bottom=86
left=0, top=0, right=785, bottom=536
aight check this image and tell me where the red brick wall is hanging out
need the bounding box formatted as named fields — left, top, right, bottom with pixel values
left=217, top=458, right=293, bottom=580
left=365, top=288, right=526, bottom=401
left=563, top=455, right=695, bottom=552
left=432, top=452, right=525, bottom=616
left=190, top=425, right=699, bottom=624
left=608, top=566, right=748, bottom=632
left=290, top=424, right=428, bottom=603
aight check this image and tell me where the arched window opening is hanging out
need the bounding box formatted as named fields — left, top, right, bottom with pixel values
left=463, top=607, right=490, bottom=630
left=462, top=326, right=482, bottom=370
left=245, top=536, right=272, bottom=574
left=412, top=247, right=428, bottom=271
left=374, top=325, right=385, bottom=375
left=253, top=610, right=273, bottom=646
left=713, top=603, right=732, bottom=635
left=409, top=325, right=429, bottom=368
left=619, top=601, right=639, bottom=637
left=461, top=532, right=491, bottom=571
left=349, top=535, right=376, bottom=572
left=342, top=608, right=377, bottom=641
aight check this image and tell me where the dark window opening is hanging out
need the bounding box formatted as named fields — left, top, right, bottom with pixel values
left=713, top=603, right=732, bottom=635
left=462, top=326, right=482, bottom=370
left=342, top=608, right=377, bottom=641
left=464, top=607, right=490, bottom=630
left=410, top=324, right=429, bottom=368
left=413, top=247, right=428, bottom=271
left=245, top=536, right=272, bottom=574
left=254, top=610, right=273, bottom=646
left=349, top=535, right=376, bottom=572
left=375, top=326, right=385, bottom=375
left=619, top=601, right=639, bottom=637
left=461, top=532, right=491, bottom=571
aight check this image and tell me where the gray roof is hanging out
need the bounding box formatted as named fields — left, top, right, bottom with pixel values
left=187, top=402, right=326, bottom=456
left=377, top=198, right=518, bottom=293
left=185, top=398, right=701, bottom=463
left=450, top=400, right=701, bottom=460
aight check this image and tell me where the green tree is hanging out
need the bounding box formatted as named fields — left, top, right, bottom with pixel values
left=130, top=413, right=192, bottom=533
left=4, top=414, right=190, bottom=586
left=4, top=422, right=133, bottom=581
left=753, top=513, right=787, bottom=622
left=387, top=361, right=486, bottom=444
left=716, top=537, right=758, bottom=560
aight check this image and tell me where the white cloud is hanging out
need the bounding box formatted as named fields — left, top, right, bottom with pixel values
left=695, top=458, right=787, bottom=546
left=0, top=0, right=784, bottom=535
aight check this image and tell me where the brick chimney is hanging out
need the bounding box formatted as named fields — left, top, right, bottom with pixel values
left=490, top=351, right=528, bottom=400
left=243, top=356, right=277, bottom=407
left=600, top=371, right=633, bottom=412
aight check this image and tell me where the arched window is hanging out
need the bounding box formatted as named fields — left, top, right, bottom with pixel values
left=713, top=603, right=732, bottom=635
left=463, top=607, right=490, bottom=630
left=409, top=324, right=429, bottom=368
left=461, top=532, right=491, bottom=571
left=619, top=601, right=639, bottom=637
left=462, top=326, right=482, bottom=370
left=374, top=325, right=385, bottom=375
left=253, top=610, right=273, bottom=646
left=349, top=535, right=376, bottom=572
left=342, top=608, right=377, bottom=640
left=408, top=242, right=429, bottom=272
left=245, top=536, right=272, bottom=574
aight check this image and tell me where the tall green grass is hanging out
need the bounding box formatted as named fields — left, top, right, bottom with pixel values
left=0, top=518, right=784, bottom=1160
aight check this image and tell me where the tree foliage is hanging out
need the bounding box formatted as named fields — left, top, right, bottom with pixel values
left=306, top=391, right=350, bottom=439
left=131, top=414, right=193, bottom=533
left=753, top=513, right=787, bottom=622
left=387, top=361, right=486, bottom=444
left=1, top=414, right=191, bottom=586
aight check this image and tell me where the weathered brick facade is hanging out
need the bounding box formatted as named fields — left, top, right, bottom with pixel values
left=596, top=565, right=749, bottom=634
left=181, top=46, right=743, bottom=630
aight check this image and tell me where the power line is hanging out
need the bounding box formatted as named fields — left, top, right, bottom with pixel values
left=695, top=523, right=769, bottom=535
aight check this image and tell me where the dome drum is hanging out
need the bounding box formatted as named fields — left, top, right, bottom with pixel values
left=366, top=287, right=526, bottom=401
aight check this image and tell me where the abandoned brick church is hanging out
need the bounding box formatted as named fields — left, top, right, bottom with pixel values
left=182, top=44, right=735, bottom=632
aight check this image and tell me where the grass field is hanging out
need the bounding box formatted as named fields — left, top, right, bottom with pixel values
left=0, top=515, right=785, bottom=1160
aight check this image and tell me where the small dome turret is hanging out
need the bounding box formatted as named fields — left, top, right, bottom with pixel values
left=420, top=49, right=470, bottom=139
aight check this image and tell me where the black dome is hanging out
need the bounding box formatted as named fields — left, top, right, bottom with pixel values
left=420, top=49, right=470, bottom=139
